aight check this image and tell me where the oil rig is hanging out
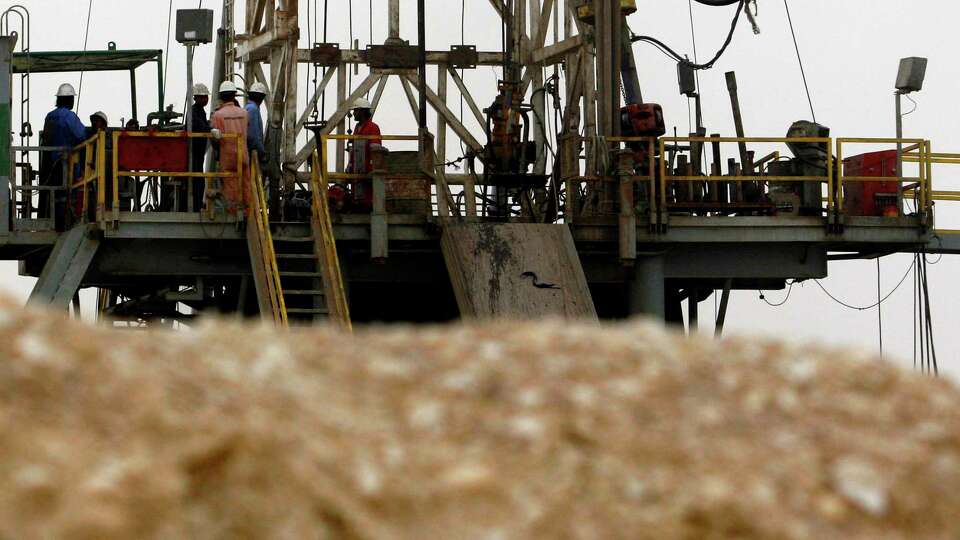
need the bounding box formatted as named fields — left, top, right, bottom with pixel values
left=0, top=1, right=956, bottom=345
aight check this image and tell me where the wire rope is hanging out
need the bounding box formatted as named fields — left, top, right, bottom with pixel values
left=76, top=0, right=94, bottom=112
left=161, top=0, right=174, bottom=108
left=783, top=0, right=816, bottom=122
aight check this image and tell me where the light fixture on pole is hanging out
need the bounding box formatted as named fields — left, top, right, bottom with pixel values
left=894, top=56, right=927, bottom=213
left=176, top=9, right=214, bottom=209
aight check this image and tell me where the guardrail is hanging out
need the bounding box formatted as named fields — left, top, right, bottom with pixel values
left=66, top=131, right=106, bottom=223
left=110, top=130, right=242, bottom=224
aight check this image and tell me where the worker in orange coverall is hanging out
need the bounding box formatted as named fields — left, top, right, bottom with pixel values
left=210, top=80, right=249, bottom=213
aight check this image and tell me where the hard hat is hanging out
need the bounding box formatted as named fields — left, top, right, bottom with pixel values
left=192, top=83, right=210, bottom=96
left=218, top=80, right=237, bottom=94
left=89, top=111, right=108, bottom=124
left=56, top=83, right=76, bottom=97
left=248, top=82, right=268, bottom=95
left=352, top=97, right=372, bottom=109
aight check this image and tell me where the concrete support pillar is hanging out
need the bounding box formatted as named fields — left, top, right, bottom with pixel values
left=629, top=254, right=665, bottom=320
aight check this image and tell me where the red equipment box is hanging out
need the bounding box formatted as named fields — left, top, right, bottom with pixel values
left=842, top=150, right=900, bottom=217
left=116, top=130, right=189, bottom=172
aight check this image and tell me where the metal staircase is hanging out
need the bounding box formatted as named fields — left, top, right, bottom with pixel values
left=246, top=152, right=351, bottom=329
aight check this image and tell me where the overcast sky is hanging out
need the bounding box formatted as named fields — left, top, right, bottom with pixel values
left=3, top=0, right=959, bottom=378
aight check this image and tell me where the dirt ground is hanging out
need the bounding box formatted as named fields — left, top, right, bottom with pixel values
left=0, top=297, right=958, bottom=539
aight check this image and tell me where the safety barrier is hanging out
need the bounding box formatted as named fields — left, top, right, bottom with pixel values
left=310, top=150, right=351, bottom=330
left=836, top=138, right=930, bottom=220
left=109, top=130, right=242, bottom=224
left=658, top=136, right=835, bottom=219
left=246, top=151, right=288, bottom=327
left=66, top=131, right=106, bottom=223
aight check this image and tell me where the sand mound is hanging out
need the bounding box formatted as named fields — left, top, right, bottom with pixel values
left=0, top=298, right=958, bottom=539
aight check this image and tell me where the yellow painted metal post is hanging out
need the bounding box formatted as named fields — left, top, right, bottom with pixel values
left=111, top=131, right=120, bottom=227
left=658, top=138, right=667, bottom=230
left=647, top=138, right=656, bottom=225
left=97, top=131, right=106, bottom=223
left=826, top=138, right=834, bottom=224
left=836, top=140, right=844, bottom=218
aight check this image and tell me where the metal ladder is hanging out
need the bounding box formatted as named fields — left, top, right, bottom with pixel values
left=246, top=153, right=351, bottom=329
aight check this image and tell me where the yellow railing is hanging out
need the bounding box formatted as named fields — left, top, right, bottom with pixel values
left=310, top=150, right=352, bottom=331
left=658, top=136, right=835, bottom=215
left=66, top=131, right=107, bottom=223
left=248, top=152, right=288, bottom=327
left=110, top=130, right=242, bottom=223
left=317, top=133, right=419, bottom=185
left=836, top=138, right=930, bottom=217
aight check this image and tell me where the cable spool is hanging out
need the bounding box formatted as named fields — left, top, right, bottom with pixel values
left=574, top=0, right=637, bottom=24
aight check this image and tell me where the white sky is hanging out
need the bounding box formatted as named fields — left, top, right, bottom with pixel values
left=3, top=0, right=959, bottom=377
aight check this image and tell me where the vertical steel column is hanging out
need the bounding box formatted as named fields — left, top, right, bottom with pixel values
left=388, top=0, right=401, bottom=43
left=629, top=254, right=666, bottom=320
left=417, top=0, right=427, bottom=130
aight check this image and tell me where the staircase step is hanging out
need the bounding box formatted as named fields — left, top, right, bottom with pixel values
left=286, top=308, right=330, bottom=315
left=279, top=271, right=323, bottom=277
left=273, top=236, right=315, bottom=242
left=276, top=253, right=316, bottom=259
left=284, top=289, right=326, bottom=296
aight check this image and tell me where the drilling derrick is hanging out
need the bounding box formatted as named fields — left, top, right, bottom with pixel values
left=0, top=1, right=957, bottom=332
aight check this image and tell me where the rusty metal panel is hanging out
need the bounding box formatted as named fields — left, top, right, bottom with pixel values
left=448, top=45, right=478, bottom=69
left=117, top=132, right=189, bottom=172
left=310, top=43, right=341, bottom=67
left=365, top=44, right=419, bottom=69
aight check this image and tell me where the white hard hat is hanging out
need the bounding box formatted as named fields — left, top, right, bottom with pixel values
left=248, top=82, right=268, bottom=95
left=218, top=80, right=237, bottom=94
left=192, top=83, right=210, bottom=96
left=56, top=83, right=76, bottom=97
left=352, top=97, right=372, bottom=109
left=90, top=111, right=108, bottom=124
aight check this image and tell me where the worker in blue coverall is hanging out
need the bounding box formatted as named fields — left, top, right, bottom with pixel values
left=245, top=82, right=267, bottom=164
left=39, top=83, right=87, bottom=230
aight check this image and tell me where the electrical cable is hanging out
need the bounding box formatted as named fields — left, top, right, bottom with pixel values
left=876, top=258, right=883, bottom=358
left=902, top=93, right=918, bottom=116
left=76, top=0, right=94, bottom=113
left=813, top=258, right=915, bottom=311
left=630, top=0, right=745, bottom=71
left=783, top=0, right=816, bottom=122
left=759, top=280, right=794, bottom=307
left=687, top=0, right=701, bottom=92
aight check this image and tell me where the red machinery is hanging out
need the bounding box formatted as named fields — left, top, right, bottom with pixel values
left=116, top=130, right=190, bottom=172
left=620, top=103, right=665, bottom=166
left=843, top=150, right=900, bottom=217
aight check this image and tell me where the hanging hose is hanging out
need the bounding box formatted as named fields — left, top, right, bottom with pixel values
left=631, top=0, right=746, bottom=71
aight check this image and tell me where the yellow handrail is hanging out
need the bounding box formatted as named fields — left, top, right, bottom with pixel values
left=109, top=130, right=243, bottom=221
left=311, top=151, right=352, bottom=331
left=658, top=136, right=834, bottom=215
left=248, top=154, right=288, bottom=327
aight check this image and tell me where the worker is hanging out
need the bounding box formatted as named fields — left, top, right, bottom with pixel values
left=190, top=83, right=211, bottom=211
left=38, top=83, right=87, bottom=230
left=245, top=82, right=267, bottom=163
left=210, top=80, right=249, bottom=214
left=346, top=98, right=381, bottom=211
left=87, top=111, right=108, bottom=135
